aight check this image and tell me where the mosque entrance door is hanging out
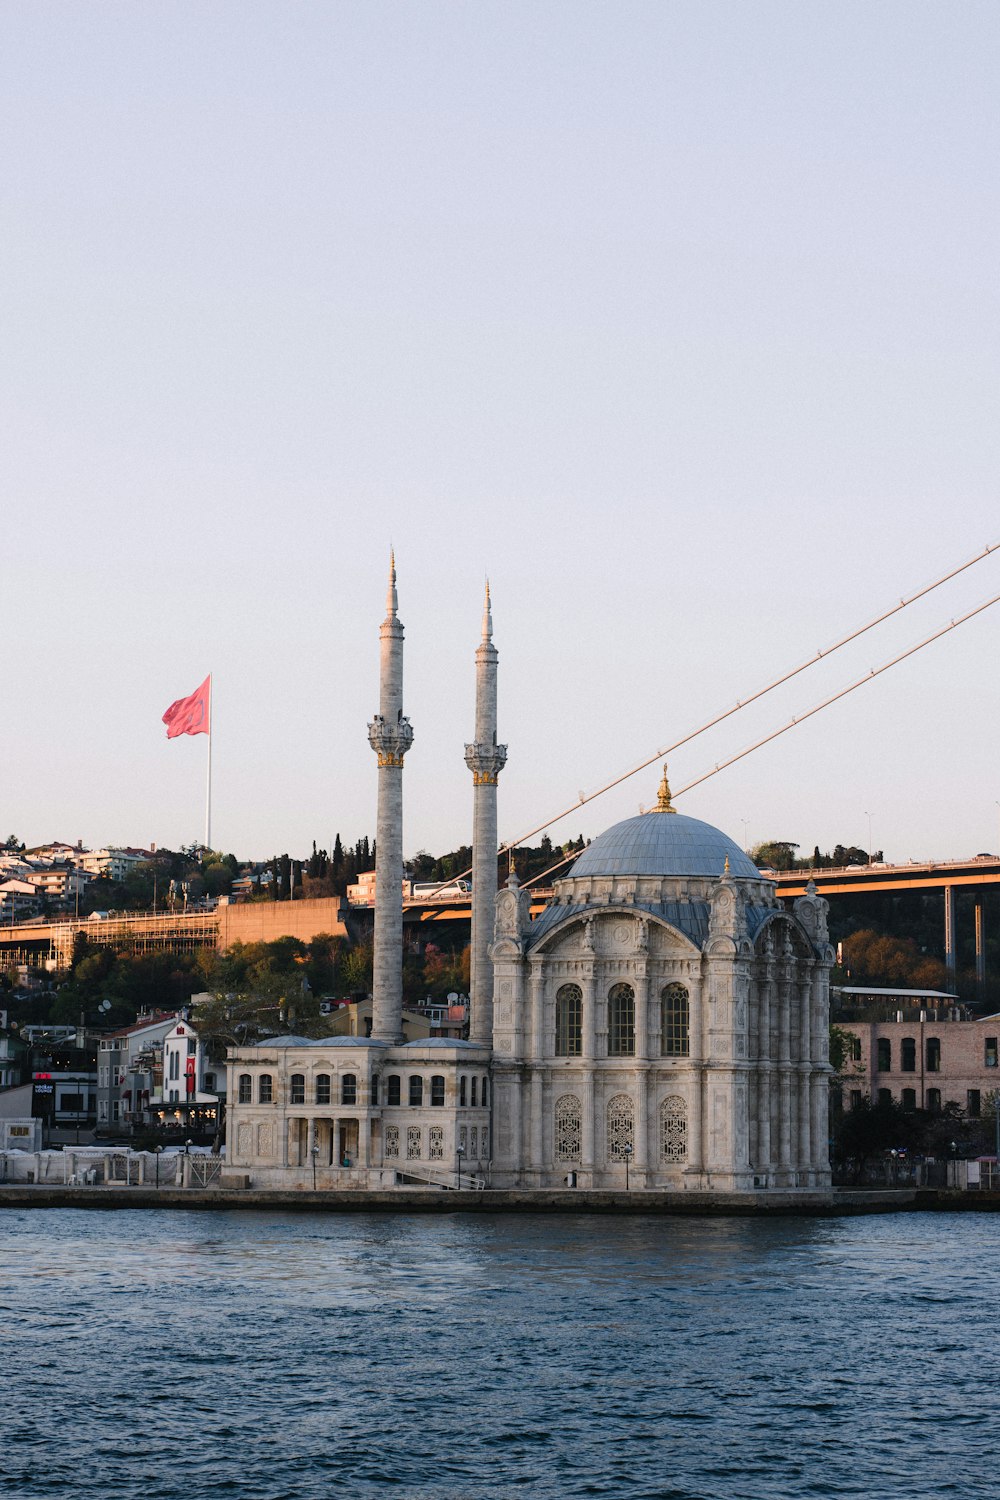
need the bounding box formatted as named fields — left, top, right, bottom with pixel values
left=338, top=1119, right=359, bottom=1167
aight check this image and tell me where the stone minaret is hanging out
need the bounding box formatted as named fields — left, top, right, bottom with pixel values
left=367, top=552, right=414, bottom=1043
left=465, top=582, right=507, bottom=1044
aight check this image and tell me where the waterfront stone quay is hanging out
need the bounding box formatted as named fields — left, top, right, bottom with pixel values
left=1, top=1183, right=997, bottom=1214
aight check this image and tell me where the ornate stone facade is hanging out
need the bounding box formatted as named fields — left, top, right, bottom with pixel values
left=489, top=772, right=834, bottom=1191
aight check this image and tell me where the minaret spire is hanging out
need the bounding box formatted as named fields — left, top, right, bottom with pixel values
left=368, top=552, right=414, bottom=1043
left=465, top=580, right=507, bottom=1046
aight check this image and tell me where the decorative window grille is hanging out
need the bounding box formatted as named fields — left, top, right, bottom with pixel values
left=555, top=984, right=583, bottom=1056
left=470, top=1126, right=478, bottom=1157
left=554, top=1094, right=582, bottom=1162
left=290, top=1074, right=305, bottom=1104
left=315, top=1074, right=331, bottom=1105
left=342, top=1074, right=357, bottom=1105
left=459, top=1125, right=468, bottom=1151
left=258, top=1075, right=273, bottom=1104
left=237, top=1122, right=252, bottom=1155
left=407, top=1126, right=422, bottom=1159
left=606, top=1093, right=634, bottom=1161
left=256, top=1122, right=273, bottom=1156
left=659, top=1095, right=687, bottom=1163
left=429, top=1126, right=444, bottom=1160
left=385, top=1125, right=400, bottom=1159
left=481, top=1128, right=489, bottom=1158
left=660, top=984, right=690, bottom=1057
left=237, top=1074, right=252, bottom=1104
left=607, top=984, right=635, bottom=1056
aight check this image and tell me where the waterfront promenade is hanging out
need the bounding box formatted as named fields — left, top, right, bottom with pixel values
left=0, top=1182, right=994, bottom=1214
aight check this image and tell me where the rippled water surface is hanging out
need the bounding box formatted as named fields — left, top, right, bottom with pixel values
left=1, top=1207, right=997, bottom=1499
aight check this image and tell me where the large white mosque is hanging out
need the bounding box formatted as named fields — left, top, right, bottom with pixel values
left=224, top=560, right=834, bottom=1194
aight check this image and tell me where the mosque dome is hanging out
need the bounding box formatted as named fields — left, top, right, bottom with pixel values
left=567, top=767, right=759, bottom=881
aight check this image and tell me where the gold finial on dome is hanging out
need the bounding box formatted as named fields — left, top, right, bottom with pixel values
left=653, top=764, right=677, bottom=814
left=724, top=855, right=730, bottom=874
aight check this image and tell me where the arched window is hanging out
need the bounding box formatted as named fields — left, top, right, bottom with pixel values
left=258, top=1074, right=273, bottom=1104
left=409, top=1075, right=423, bottom=1107
left=554, top=1094, right=582, bottom=1162
left=430, top=1075, right=445, bottom=1106
left=290, top=1074, right=305, bottom=1104
left=471, top=1077, right=478, bottom=1107
left=237, top=1074, right=252, bottom=1104
left=901, top=1038, right=916, bottom=1072
left=341, top=1074, right=357, bottom=1105
left=660, top=984, right=689, bottom=1057
left=926, top=1087, right=941, bottom=1113
left=902, top=1088, right=917, bottom=1111
left=459, top=1076, right=467, bottom=1106
left=607, top=984, right=635, bottom=1056
left=384, top=1125, right=400, bottom=1159
left=606, top=1094, right=634, bottom=1161
left=371, top=1075, right=379, bottom=1106
left=315, top=1074, right=331, bottom=1105
left=660, top=1095, right=687, bottom=1163
left=387, top=1074, right=401, bottom=1106
left=926, top=1038, right=941, bottom=1073
left=555, top=984, right=583, bottom=1056
left=877, top=1038, right=892, bottom=1072
left=482, top=1076, right=489, bottom=1107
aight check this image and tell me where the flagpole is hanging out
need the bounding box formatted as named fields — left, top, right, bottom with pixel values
left=205, top=675, right=213, bottom=852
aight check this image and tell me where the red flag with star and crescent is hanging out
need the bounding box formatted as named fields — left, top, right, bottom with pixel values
left=162, top=676, right=211, bottom=739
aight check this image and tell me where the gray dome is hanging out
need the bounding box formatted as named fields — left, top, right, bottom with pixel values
left=568, top=811, right=758, bottom=880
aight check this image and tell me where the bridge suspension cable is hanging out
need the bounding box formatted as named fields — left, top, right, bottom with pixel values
left=495, top=538, right=999, bottom=859
left=521, top=586, right=1000, bottom=888
left=411, top=540, right=999, bottom=899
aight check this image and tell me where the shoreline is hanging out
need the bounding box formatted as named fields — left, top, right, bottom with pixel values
left=1, top=1184, right=995, bottom=1214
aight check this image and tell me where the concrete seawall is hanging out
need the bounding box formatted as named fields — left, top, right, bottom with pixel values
left=1, top=1184, right=978, bottom=1215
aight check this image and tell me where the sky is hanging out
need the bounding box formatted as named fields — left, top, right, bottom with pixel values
left=4, top=2, right=999, bottom=867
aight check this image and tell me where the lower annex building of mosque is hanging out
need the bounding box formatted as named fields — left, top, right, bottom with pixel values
left=223, top=563, right=835, bottom=1195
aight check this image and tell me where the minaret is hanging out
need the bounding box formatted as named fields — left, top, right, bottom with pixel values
left=367, top=552, right=414, bottom=1043
left=464, top=581, right=507, bottom=1045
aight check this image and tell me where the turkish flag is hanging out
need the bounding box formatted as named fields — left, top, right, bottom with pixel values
left=163, top=676, right=211, bottom=738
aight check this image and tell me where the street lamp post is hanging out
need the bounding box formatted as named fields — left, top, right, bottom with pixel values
left=624, top=1143, right=633, bottom=1191
left=456, top=1142, right=465, bottom=1190
left=311, top=1140, right=320, bottom=1191
left=155, top=1144, right=163, bottom=1187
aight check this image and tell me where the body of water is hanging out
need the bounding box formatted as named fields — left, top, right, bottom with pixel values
left=0, top=1206, right=996, bottom=1499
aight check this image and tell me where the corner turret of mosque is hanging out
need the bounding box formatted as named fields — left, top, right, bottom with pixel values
left=223, top=562, right=833, bottom=1196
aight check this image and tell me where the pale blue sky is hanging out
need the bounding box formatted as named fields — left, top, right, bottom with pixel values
left=4, top=3, right=999, bottom=864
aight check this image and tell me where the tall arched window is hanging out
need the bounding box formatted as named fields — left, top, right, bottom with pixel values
left=606, top=1094, right=634, bottom=1161
left=482, top=1076, right=489, bottom=1107
left=341, top=1074, right=357, bottom=1105
left=409, top=1075, right=423, bottom=1107
left=430, top=1075, right=445, bottom=1106
left=459, top=1076, right=467, bottom=1106
left=258, top=1074, right=273, bottom=1104
left=607, top=984, right=635, bottom=1056
left=387, top=1074, right=401, bottom=1106
left=290, top=1074, right=305, bottom=1104
left=901, top=1038, right=916, bottom=1072
left=659, top=1095, right=687, bottom=1163
left=554, top=1094, right=582, bottom=1162
left=315, top=1074, right=331, bottom=1105
left=555, top=984, right=583, bottom=1056
left=237, top=1074, right=252, bottom=1104
left=660, top=984, right=689, bottom=1057
left=877, top=1038, right=892, bottom=1072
